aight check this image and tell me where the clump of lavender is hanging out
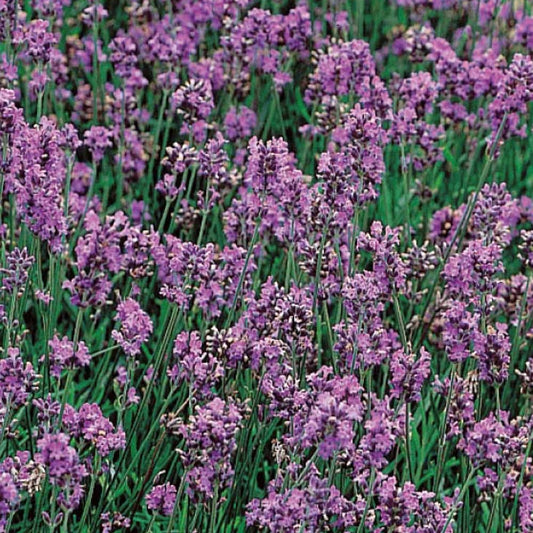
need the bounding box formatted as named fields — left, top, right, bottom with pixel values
left=35, top=432, right=87, bottom=511
left=2, top=2, right=533, bottom=531
left=0, top=471, right=19, bottom=531
left=63, top=210, right=129, bottom=307
left=169, top=397, right=243, bottom=500
left=0, top=348, right=38, bottom=433
left=375, top=476, right=454, bottom=531
left=1, top=248, right=34, bottom=295
left=45, top=335, right=91, bottom=378
left=167, top=330, right=224, bottom=399
left=441, top=301, right=479, bottom=363
left=389, top=347, right=431, bottom=403
left=488, top=53, right=533, bottom=151
left=4, top=116, right=69, bottom=252
left=246, top=462, right=360, bottom=532
left=62, top=403, right=126, bottom=457
left=145, top=482, right=177, bottom=517
left=357, top=221, right=407, bottom=293
left=100, top=511, right=131, bottom=533
left=112, top=298, right=153, bottom=358
left=474, top=323, right=511, bottom=385
left=287, top=367, right=365, bottom=460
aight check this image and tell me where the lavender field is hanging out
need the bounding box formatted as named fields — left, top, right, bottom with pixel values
left=1, top=0, right=533, bottom=531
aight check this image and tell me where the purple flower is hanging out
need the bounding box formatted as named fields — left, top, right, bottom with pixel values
left=168, top=330, right=223, bottom=399
left=355, top=395, right=404, bottom=470
left=36, top=433, right=87, bottom=510
left=100, top=511, right=131, bottom=532
left=84, top=126, right=113, bottom=163
left=224, top=106, right=257, bottom=141
left=146, top=483, right=177, bottom=517
left=219, top=7, right=309, bottom=95
left=112, top=298, right=153, bottom=358
left=488, top=54, right=533, bottom=150
left=443, top=239, right=503, bottom=303
left=63, top=210, right=129, bottom=307
left=259, top=341, right=306, bottom=419
left=357, top=221, right=407, bottom=293
left=33, top=395, right=61, bottom=435
left=433, top=375, right=476, bottom=438
left=0, top=247, right=34, bottom=294
left=171, top=397, right=243, bottom=500
left=246, top=463, right=359, bottom=531
left=474, top=323, right=511, bottom=385
left=288, top=367, right=365, bottom=459
left=441, top=302, right=479, bottom=363
left=62, top=403, right=126, bottom=457
left=305, top=39, right=377, bottom=104
left=429, top=206, right=462, bottom=245
left=171, top=79, right=214, bottom=141
left=5, top=116, right=69, bottom=252
left=389, top=347, right=431, bottom=403
left=327, top=104, right=387, bottom=206
left=13, top=19, right=57, bottom=63
left=108, top=36, right=138, bottom=79
left=398, top=71, right=439, bottom=117
left=246, top=463, right=365, bottom=533
left=153, top=237, right=254, bottom=318
left=0, top=472, right=18, bottom=530
left=0, top=348, right=38, bottom=414
left=0, top=89, right=23, bottom=134
left=519, top=487, right=533, bottom=532
left=470, top=183, right=521, bottom=246
left=458, top=412, right=509, bottom=466
left=514, top=16, right=533, bottom=51
left=81, top=5, right=108, bottom=25
left=44, top=335, right=91, bottom=378
left=376, top=476, right=453, bottom=531
left=519, top=229, right=533, bottom=270
left=225, top=136, right=310, bottom=249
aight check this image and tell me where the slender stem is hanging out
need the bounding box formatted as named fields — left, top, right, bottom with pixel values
left=440, top=467, right=476, bottom=533
left=510, top=425, right=533, bottom=526
left=89, top=344, right=119, bottom=358
left=208, top=481, right=219, bottom=533
left=148, top=89, right=170, bottom=182
left=433, top=366, right=457, bottom=493
left=166, top=468, right=189, bottom=533
left=356, top=469, right=376, bottom=533
left=78, top=454, right=101, bottom=531
left=224, top=222, right=260, bottom=329
left=404, top=403, right=414, bottom=483
left=414, top=115, right=507, bottom=352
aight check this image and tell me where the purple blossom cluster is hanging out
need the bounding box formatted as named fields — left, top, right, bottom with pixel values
left=1, top=0, right=533, bottom=531
left=170, top=397, right=243, bottom=501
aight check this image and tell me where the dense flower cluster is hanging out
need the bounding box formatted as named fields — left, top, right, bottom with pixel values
left=145, top=483, right=177, bottom=517
left=111, top=298, right=153, bottom=358
left=46, top=335, right=91, bottom=378
left=35, top=433, right=87, bottom=511
left=1, top=1, right=533, bottom=531
left=171, top=397, right=243, bottom=501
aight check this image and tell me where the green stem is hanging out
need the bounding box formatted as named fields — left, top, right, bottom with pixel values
left=433, top=366, right=457, bottom=493
left=224, top=222, right=260, bottom=329
left=78, top=453, right=100, bottom=531
left=440, top=467, right=476, bottom=533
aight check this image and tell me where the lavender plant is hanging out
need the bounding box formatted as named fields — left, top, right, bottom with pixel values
left=1, top=1, right=533, bottom=532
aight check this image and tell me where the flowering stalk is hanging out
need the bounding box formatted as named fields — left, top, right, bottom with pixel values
left=147, top=89, right=170, bottom=185
left=433, top=366, right=458, bottom=493
left=224, top=221, right=260, bottom=329
left=78, top=453, right=101, bottom=531
left=440, top=466, right=477, bottom=533
left=414, top=114, right=508, bottom=351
